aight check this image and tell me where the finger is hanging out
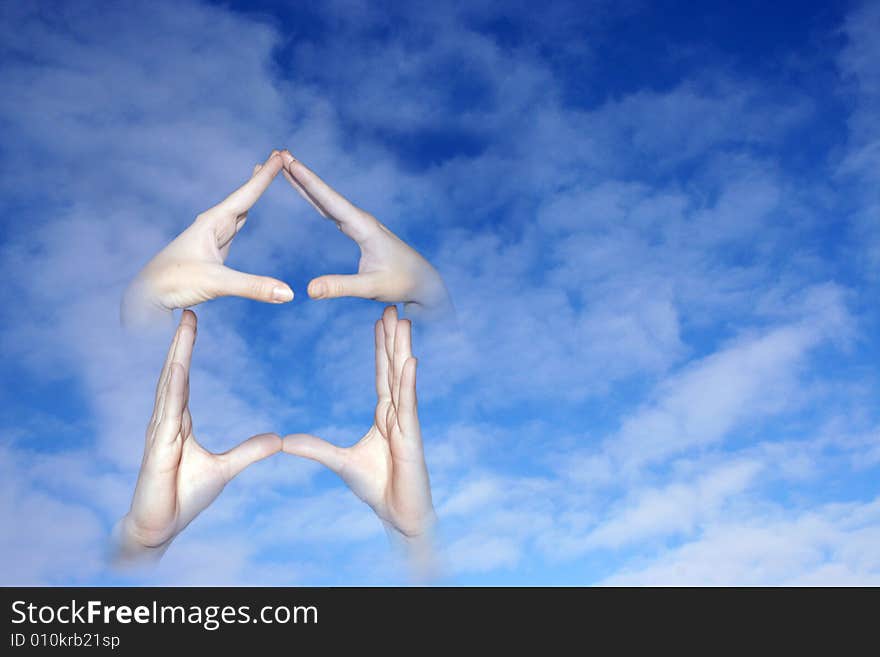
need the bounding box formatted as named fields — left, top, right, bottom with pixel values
left=392, top=318, right=412, bottom=408
left=231, top=162, right=265, bottom=228
left=150, top=318, right=184, bottom=425
left=375, top=319, right=391, bottom=402
left=397, top=357, right=420, bottom=437
left=151, top=311, right=196, bottom=431
left=220, top=164, right=263, bottom=254
left=153, top=362, right=187, bottom=446
left=215, top=160, right=265, bottom=255
left=181, top=407, right=193, bottom=441
left=171, top=309, right=197, bottom=376
left=307, top=272, right=384, bottom=300
left=235, top=162, right=264, bottom=228
left=281, top=166, right=329, bottom=218
left=219, top=433, right=282, bottom=481
left=284, top=157, right=378, bottom=242
left=136, top=366, right=185, bottom=521
left=220, top=152, right=284, bottom=215
left=279, top=149, right=327, bottom=217
left=282, top=434, right=347, bottom=475
left=382, top=305, right=398, bottom=390
left=208, top=265, right=294, bottom=304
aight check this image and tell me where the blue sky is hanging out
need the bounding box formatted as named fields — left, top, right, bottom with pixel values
left=1, top=0, right=879, bottom=585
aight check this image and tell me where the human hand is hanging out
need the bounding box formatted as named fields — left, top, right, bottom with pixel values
left=280, top=153, right=453, bottom=319
left=121, top=152, right=294, bottom=329
left=283, top=306, right=437, bottom=574
left=112, top=310, right=282, bottom=566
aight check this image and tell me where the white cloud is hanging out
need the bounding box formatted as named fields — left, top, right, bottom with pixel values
left=0, top=446, right=107, bottom=585
left=601, top=497, right=880, bottom=586
left=0, top=0, right=878, bottom=587
left=445, top=535, right=522, bottom=575
left=439, top=476, right=505, bottom=517
left=584, top=459, right=762, bottom=550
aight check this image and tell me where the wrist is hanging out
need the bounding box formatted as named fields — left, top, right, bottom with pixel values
left=120, top=276, right=174, bottom=331
left=383, top=512, right=438, bottom=581
left=408, top=279, right=454, bottom=321
left=110, top=515, right=171, bottom=569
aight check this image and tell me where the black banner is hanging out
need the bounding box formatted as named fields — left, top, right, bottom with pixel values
left=0, top=587, right=874, bottom=651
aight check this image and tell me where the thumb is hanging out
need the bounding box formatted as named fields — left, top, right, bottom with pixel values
left=283, top=433, right=347, bottom=474
left=308, top=273, right=384, bottom=300
left=219, top=432, right=282, bottom=481
left=210, top=265, right=294, bottom=304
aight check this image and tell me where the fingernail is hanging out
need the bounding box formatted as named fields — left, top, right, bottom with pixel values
left=281, top=150, right=296, bottom=167
left=272, top=286, right=294, bottom=302
left=309, top=282, right=325, bottom=298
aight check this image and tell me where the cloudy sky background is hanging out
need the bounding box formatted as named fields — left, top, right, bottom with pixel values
left=1, top=0, right=879, bottom=585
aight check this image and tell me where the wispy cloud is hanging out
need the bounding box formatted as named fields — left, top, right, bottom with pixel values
left=0, top=0, right=878, bottom=585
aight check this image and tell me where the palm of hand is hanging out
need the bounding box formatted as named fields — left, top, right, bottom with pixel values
left=337, top=409, right=429, bottom=538
left=122, top=153, right=293, bottom=328
left=284, top=306, right=435, bottom=539
left=353, top=225, right=445, bottom=309
left=120, top=310, right=281, bottom=557
left=281, top=156, right=451, bottom=317
left=136, top=218, right=238, bottom=311
left=130, top=414, right=230, bottom=548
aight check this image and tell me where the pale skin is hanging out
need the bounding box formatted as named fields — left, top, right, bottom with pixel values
left=112, top=310, right=281, bottom=565
left=121, top=151, right=294, bottom=329
left=283, top=306, right=437, bottom=575
left=279, top=152, right=453, bottom=319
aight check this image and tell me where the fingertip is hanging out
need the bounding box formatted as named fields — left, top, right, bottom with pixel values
left=308, top=279, right=326, bottom=299
left=178, top=311, right=198, bottom=341
left=215, top=267, right=293, bottom=305
left=382, top=305, right=398, bottom=329
left=286, top=158, right=315, bottom=184
left=181, top=309, right=197, bottom=325
left=382, top=306, right=398, bottom=355
left=394, top=319, right=412, bottom=360
left=261, top=151, right=284, bottom=173
left=272, top=284, right=294, bottom=303
left=259, top=432, right=283, bottom=453
left=221, top=432, right=284, bottom=480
